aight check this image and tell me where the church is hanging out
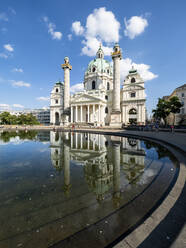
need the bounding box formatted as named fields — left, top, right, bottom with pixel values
left=50, top=43, right=146, bottom=127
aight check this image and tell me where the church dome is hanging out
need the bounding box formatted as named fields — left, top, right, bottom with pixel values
left=85, top=45, right=113, bottom=76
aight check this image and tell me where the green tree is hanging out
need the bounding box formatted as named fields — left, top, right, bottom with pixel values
left=17, top=114, right=39, bottom=125
left=168, top=96, right=183, bottom=125
left=0, top=112, right=13, bottom=124
left=152, top=98, right=170, bottom=125
left=152, top=96, right=183, bottom=125
left=0, top=112, right=40, bottom=125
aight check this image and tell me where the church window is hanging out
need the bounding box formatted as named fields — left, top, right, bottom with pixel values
left=107, top=82, right=110, bottom=90
left=131, top=92, right=136, bottom=98
left=105, top=95, right=108, bottom=100
left=56, top=88, right=58, bottom=93
left=55, top=99, right=58, bottom=104
left=92, top=67, right=96, bottom=72
left=131, top=77, right=136, bottom=83
left=55, top=149, right=58, bottom=155
left=105, top=107, right=108, bottom=113
left=92, top=81, right=96, bottom=89
left=107, top=69, right=109, bottom=74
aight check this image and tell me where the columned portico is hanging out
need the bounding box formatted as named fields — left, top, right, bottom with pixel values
left=70, top=103, right=104, bottom=125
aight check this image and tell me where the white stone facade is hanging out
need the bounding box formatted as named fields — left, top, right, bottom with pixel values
left=121, top=67, right=146, bottom=125
left=50, top=82, right=64, bottom=125
left=50, top=44, right=146, bottom=126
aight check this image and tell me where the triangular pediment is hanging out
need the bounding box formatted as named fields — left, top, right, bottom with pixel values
left=71, top=93, right=103, bottom=103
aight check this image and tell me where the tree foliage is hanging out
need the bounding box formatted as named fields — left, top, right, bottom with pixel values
left=0, top=112, right=40, bottom=125
left=152, top=96, right=183, bottom=125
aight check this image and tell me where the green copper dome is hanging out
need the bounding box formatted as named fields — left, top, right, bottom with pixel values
left=85, top=45, right=113, bottom=75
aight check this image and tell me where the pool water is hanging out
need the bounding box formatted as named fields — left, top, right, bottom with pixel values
left=0, top=131, right=179, bottom=248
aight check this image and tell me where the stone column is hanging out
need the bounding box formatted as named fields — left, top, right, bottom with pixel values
left=93, top=104, right=95, bottom=122
left=71, top=106, right=73, bottom=123
left=98, top=104, right=101, bottom=123
left=75, top=132, right=78, bottom=148
left=112, top=44, right=122, bottom=112
left=113, top=143, right=121, bottom=207
left=75, top=106, right=78, bottom=122
left=110, top=44, right=122, bottom=126
left=61, top=57, right=72, bottom=110
left=63, top=144, right=71, bottom=196
left=71, top=132, right=73, bottom=148
left=87, top=105, right=90, bottom=123
left=61, top=57, right=72, bottom=125
left=80, top=105, right=83, bottom=123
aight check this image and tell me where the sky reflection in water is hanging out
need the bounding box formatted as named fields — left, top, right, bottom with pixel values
left=0, top=131, right=178, bottom=248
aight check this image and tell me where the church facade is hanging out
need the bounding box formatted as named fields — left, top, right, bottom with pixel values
left=50, top=44, right=146, bottom=126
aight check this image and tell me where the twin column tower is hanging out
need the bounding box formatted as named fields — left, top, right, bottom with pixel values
left=61, top=43, right=122, bottom=127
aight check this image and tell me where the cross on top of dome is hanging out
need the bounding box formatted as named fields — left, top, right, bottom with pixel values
left=96, top=43, right=104, bottom=59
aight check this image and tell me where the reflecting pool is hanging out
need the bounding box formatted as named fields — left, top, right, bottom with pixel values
left=0, top=131, right=179, bottom=248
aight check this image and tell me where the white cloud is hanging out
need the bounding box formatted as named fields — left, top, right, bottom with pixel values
left=86, top=7, right=120, bottom=43
left=72, top=7, right=120, bottom=57
left=0, top=53, right=8, bottom=59
left=4, top=44, right=14, bottom=52
left=0, top=13, right=8, bottom=21
left=81, top=37, right=113, bottom=56
left=68, top=34, right=72, bottom=40
left=36, top=96, right=50, bottom=101
left=0, top=103, right=10, bottom=109
left=11, top=80, right=31, bottom=87
left=72, top=21, right=84, bottom=36
left=13, top=104, right=24, bottom=108
left=12, top=68, right=23, bottom=73
left=120, top=58, right=158, bottom=82
left=43, top=16, right=62, bottom=40
left=70, top=83, right=84, bottom=93
left=124, top=16, right=148, bottom=39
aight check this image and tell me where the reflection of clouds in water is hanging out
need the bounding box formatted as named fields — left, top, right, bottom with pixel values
left=0, top=137, right=27, bottom=146
left=41, top=142, right=50, bottom=145
left=12, top=161, right=31, bottom=167
left=138, top=169, right=156, bottom=185
left=39, top=148, right=49, bottom=153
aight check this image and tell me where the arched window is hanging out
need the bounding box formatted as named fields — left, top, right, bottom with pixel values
left=107, top=82, right=110, bottom=90
left=105, top=107, right=108, bottom=114
left=92, top=81, right=96, bottom=89
left=55, top=99, right=58, bottom=104
left=55, top=149, right=58, bottom=155
left=129, top=108, right=137, bottom=115
left=56, top=88, right=58, bottom=93
left=92, top=67, right=96, bottom=72
left=131, top=77, right=136, bottom=83
left=107, top=69, right=109, bottom=74
left=105, top=95, right=108, bottom=100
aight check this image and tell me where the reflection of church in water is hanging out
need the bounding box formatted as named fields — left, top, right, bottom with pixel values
left=50, top=131, right=146, bottom=203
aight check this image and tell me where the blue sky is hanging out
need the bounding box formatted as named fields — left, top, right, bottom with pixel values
left=0, top=0, right=186, bottom=115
